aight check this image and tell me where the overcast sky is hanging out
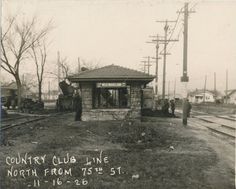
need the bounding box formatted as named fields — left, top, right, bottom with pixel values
left=2, top=0, right=236, bottom=94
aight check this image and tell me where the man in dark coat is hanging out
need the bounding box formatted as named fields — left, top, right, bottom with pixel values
left=162, top=99, right=170, bottom=116
left=170, top=100, right=176, bottom=116
left=182, top=98, right=192, bottom=125
left=74, top=92, right=82, bottom=121
left=186, top=99, right=192, bottom=118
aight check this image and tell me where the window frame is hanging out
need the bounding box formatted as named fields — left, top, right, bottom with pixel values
left=92, top=83, right=131, bottom=109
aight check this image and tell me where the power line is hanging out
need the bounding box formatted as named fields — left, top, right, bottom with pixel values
left=167, top=6, right=184, bottom=43
left=156, top=20, right=179, bottom=99
left=159, top=5, right=184, bottom=54
left=166, top=25, right=184, bottom=53
left=189, top=1, right=199, bottom=10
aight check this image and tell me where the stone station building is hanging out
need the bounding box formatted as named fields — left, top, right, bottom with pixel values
left=68, top=65, right=154, bottom=121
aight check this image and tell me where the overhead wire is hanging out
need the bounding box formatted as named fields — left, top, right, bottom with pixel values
left=166, top=25, right=184, bottom=53
left=159, top=5, right=184, bottom=54
left=160, top=2, right=199, bottom=54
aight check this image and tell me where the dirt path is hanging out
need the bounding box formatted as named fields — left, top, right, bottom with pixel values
left=188, top=117, right=235, bottom=189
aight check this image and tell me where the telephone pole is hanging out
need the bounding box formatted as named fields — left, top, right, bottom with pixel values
left=156, top=20, right=178, bottom=100
left=179, top=3, right=195, bottom=82
left=174, top=78, right=176, bottom=100
left=48, top=81, right=51, bottom=100
left=146, top=35, right=163, bottom=95
left=168, top=80, right=170, bottom=99
left=214, top=72, right=216, bottom=92
left=78, top=57, right=81, bottom=73
left=214, top=72, right=216, bottom=98
left=141, top=56, right=155, bottom=75
left=57, top=51, right=61, bottom=93
left=225, top=70, right=228, bottom=104
left=179, top=2, right=195, bottom=125
left=203, top=75, right=207, bottom=103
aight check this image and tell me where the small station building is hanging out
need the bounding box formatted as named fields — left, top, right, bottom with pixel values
left=68, top=65, right=154, bottom=121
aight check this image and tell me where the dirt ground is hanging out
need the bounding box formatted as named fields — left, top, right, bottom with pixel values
left=0, top=113, right=235, bottom=189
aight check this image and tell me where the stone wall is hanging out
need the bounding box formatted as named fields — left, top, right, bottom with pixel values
left=80, top=82, right=93, bottom=111
left=80, top=82, right=142, bottom=121
left=82, top=109, right=131, bottom=121
left=129, top=83, right=142, bottom=119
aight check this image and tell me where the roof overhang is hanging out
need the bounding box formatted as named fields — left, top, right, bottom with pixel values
left=68, top=77, right=155, bottom=83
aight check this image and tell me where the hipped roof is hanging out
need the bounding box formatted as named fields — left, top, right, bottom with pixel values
left=68, top=64, right=155, bottom=83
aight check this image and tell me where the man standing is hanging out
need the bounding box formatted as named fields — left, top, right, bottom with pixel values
left=170, top=100, right=176, bottom=116
left=162, top=99, right=170, bottom=116
left=74, top=91, right=82, bottom=121
left=186, top=99, right=192, bottom=118
left=182, top=99, right=192, bottom=125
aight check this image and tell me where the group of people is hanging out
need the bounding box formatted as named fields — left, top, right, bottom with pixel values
left=161, top=99, right=176, bottom=116
left=161, top=99, right=192, bottom=117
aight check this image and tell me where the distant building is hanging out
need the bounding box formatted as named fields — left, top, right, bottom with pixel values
left=188, top=89, right=221, bottom=104
left=42, top=90, right=59, bottom=101
left=168, top=93, right=183, bottom=101
left=224, top=89, right=236, bottom=104
left=1, top=82, right=18, bottom=104
left=1, top=81, right=36, bottom=99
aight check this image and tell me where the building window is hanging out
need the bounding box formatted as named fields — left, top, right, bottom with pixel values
left=93, top=83, right=130, bottom=109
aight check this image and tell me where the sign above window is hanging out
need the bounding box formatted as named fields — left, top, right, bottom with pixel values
left=96, top=82, right=126, bottom=88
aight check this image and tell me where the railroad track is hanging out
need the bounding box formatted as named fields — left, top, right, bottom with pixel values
left=0, top=112, right=66, bottom=131
left=1, top=115, right=30, bottom=123
left=189, top=116, right=235, bottom=139
left=176, top=109, right=235, bottom=139
left=1, top=117, right=48, bottom=131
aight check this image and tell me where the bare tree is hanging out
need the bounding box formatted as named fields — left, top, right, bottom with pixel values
left=1, top=15, right=52, bottom=107
left=60, top=57, right=70, bottom=79
left=81, top=59, right=100, bottom=70
left=30, top=39, right=50, bottom=102
left=21, top=73, right=37, bottom=93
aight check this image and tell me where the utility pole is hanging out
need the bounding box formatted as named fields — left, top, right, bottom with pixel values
left=203, top=75, right=207, bottom=103
left=214, top=72, right=216, bottom=92
left=168, top=80, right=170, bottom=99
left=174, top=78, right=176, bottom=100
left=57, top=51, right=61, bottom=93
left=140, top=61, right=146, bottom=73
left=156, top=20, right=178, bottom=100
left=140, top=60, right=150, bottom=74
left=147, top=56, right=151, bottom=75
left=48, top=81, right=51, bottom=100
left=162, top=21, right=170, bottom=100
left=146, top=35, right=163, bottom=95
left=225, top=69, right=228, bottom=104
left=179, top=2, right=195, bottom=125
left=140, top=60, right=147, bottom=73
left=141, top=56, right=155, bottom=75
left=78, top=57, right=81, bottom=73
left=214, top=72, right=216, bottom=99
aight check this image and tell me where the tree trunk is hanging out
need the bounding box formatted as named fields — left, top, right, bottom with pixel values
left=38, top=81, right=42, bottom=102
left=15, top=74, right=22, bottom=109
